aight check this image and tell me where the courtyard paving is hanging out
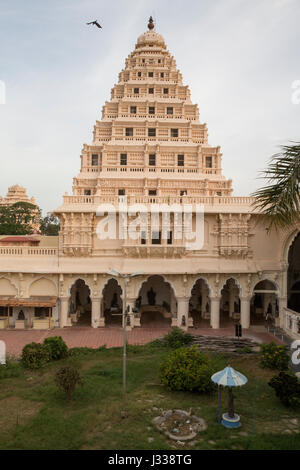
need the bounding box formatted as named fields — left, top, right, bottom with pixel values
left=0, top=325, right=283, bottom=357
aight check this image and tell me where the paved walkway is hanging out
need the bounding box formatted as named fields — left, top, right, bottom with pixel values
left=0, top=325, right=283, bottom=357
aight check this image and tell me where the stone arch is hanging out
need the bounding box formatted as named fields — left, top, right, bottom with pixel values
left=69, top=278, right=92, bottom=326
left=282, top=228, right=300, bottom=264
left=189, top=277, right=212, bottom=327
left=67, top=277, right=92, bottom=296
left=102, top=278, right=123, bottom=326
left=219, top=276, right=243, bottom=297
left=135, top=275, right=176, bottom=327
left=135, top=274, right=177, bottom=299
left=0, top=277, right=18, bottom=296
left=287, top=231, right=300, bottom=313
left=220, top=277, right=241, bottom=327
left=251, top=279, right=279, bottom=325
left=252, top=279, right=280, bottom=295
left=189, top=276, right=213, bottom=297
left=28, top=277, right=57, bottom=297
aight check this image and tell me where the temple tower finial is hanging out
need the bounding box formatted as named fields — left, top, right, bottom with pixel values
left=148, top=16, right=154, bottom=30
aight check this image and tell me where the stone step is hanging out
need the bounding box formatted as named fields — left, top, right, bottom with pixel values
left=190, top=334, right=259, bottom=354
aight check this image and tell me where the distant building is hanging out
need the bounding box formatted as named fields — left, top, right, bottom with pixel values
left=0, top=184, right=40, bottom=233
left=0, top=184, right=37, bottom=207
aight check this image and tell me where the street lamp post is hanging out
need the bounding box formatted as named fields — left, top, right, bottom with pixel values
left=107, top=269, right=143, bottom=415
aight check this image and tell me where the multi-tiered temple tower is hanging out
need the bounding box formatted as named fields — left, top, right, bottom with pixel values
left=56, top=17, right=236, bottom=257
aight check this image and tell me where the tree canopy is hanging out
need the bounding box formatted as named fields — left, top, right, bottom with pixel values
left=0, top=201, right=39, bottom=235
left=40, top=213, right=60, bottom=236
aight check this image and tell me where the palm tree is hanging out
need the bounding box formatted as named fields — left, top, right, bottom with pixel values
left=252, top=143, right=300, bottom=229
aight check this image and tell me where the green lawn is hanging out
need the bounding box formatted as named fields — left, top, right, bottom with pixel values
left=0, top=344, right=299, bottom=450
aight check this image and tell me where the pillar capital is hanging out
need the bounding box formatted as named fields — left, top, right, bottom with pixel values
left=177, top=296, right=190, bottom=303
left=240, top=296, right=251, bottom=302
left=90, top=296, right=102, bottom=302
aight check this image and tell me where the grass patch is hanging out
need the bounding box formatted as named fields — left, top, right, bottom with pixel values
left=0, top=345, right=299, bottom=449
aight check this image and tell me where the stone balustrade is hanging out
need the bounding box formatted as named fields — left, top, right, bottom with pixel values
left=283, top=307, right=300, bottom=338
left=62, top=194, right=255, bottom=206
left=0, top=247, right=58, bottom=256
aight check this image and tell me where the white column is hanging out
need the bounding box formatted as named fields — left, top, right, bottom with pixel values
left=210, top=296, right=220, bottom=329
left=59, top=297, right=69, bottom=328
left=99, top=297, right=105, bottom=327
left=240, top=296, right=251, bottom=329
left=91, top=297, right=101, bottom=328
left=177, top=297, right=189, bottom=330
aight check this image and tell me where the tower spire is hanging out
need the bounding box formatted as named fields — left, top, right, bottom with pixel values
left=148, top=16, right=154, bottom=30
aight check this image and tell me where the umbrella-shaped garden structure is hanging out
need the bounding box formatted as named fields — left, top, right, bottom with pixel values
left=211, top=366, right=248, bottom=428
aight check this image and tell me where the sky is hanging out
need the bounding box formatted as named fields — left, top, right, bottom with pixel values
left=0, top=0, right=299, bottom=214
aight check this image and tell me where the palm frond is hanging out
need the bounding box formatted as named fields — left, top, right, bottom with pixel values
left=252, top=142, right=300, bottom=229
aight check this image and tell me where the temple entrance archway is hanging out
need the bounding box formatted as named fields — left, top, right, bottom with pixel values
left=288, top=232, right=300, bottom=313
left=136, top=275, right=175, bottom=327
left=102, top=279, right=123, bottom=326
left=189, top=278, right=211, bottom=328
left=220, top=278, right=241, bottom=327
left=69, top=279, right=91, bottom=326
left=251, top=280, right=279, bottom=326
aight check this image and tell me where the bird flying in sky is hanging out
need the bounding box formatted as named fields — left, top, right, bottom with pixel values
left=86, top=20, right=102, bottom=29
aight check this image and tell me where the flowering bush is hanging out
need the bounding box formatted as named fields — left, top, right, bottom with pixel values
left=260, top=342, right=289, bottom=370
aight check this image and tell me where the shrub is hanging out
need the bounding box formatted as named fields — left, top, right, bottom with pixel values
left=260, top=342, right=289, bottom=370
left=21, top=342, right=51, bottom=369
left=0, top=359, right=23, bottom=379
left=163, top=327, right=193, bottom=349
left=160, top=345, right=216, bottom=394
left=43, top=336, right=68, bottom=360
left=68, top=347, right=96, bottom=357
left=269, top=371, right=300, bottom=407
left=55, top=366, right=83, bottom=401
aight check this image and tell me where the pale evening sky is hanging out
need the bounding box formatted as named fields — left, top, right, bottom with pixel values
left=0, top=0, right=299, bottom=214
